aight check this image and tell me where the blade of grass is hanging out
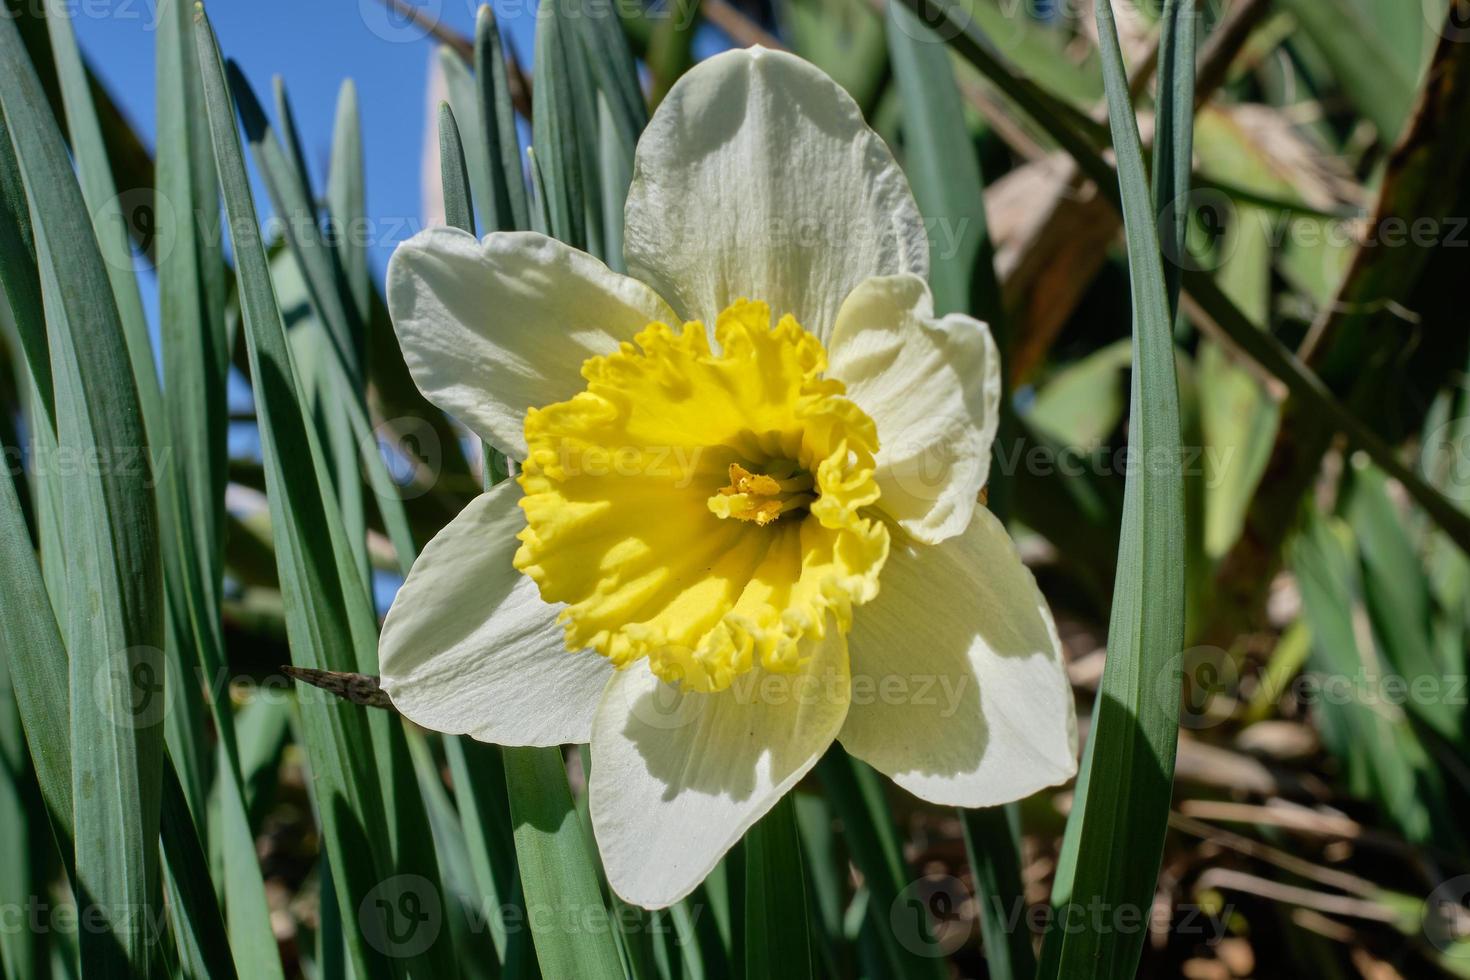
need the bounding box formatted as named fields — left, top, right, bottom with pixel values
left=531, top=0, right=586, bottom=249
left=743, top=794, right=813, bottom=980
left=816, top=750, right=948, bottom=980
left=226, top=67, right=418, bottom=571
left=502, top=746, right=624, bottom=979
left=1153, top=0, right=1197, bottom=318
left=196, top=11, right=434, bottom=977
left=1, top=10, right=165, bottom=974
left=0, top=110, right=52, bottom=426
left=158, top=3, right=290, bottom=975
left=914, top=0, right=1470, bottom=561
left=1039, top=1, right=1187, bottom=976
left=160, top=754, right=240, bottom=980
left=439, top=102, right=477, bottom=235
left=885, top=14, right=1033, bottom=975
left=328, top=79, right=371, bottom=330
left=0, top=654, right=50, bottom=980
left=474, top=5, right=530, bottom=233
left=0, top=442, right=73, bottom=859
left=963, top=806, right=1033, bottom=979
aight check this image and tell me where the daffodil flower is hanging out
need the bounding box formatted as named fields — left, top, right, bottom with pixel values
left=380, top=47, right=1076, bottom=909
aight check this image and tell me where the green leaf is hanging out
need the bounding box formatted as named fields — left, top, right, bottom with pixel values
left=963, top=806, right=1035, bottom=980
left=226, top=66, right=418, bottom=573
left=816, top=750, right=947, bottom=980
left=1279, top=0, right=1415, bottom=142
left=886, top=1, right=998, bottom=323
left=743, top=794, right=813, bottom=980
left=0, top=9, right=165, bottom=976
left=474, top=5, right=531, bottom=233
left=195, top=12, right=428, bottom=978
left=1346, top=463, right=1463, bottom=745
left=154, top=10, right=289, bottom=976
left=1152, top=0, right=1197, bottom=317
left=439, top=101, right=477, bottom=236
left=1039, top=2, right=1187, bottom=977
left=0, top=109, right=52, bottom=425
left=1291, top=515, right=1455, bottom=845
left=502, top=746, right=624, bottom=980
left=0, top=435, right=73, bottom=858
left=160, top=755, right=240, bottom=980
left=531, top=0, right=587, bottom=249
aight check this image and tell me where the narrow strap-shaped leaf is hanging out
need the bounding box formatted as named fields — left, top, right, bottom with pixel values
left=886, top=2, right=997, bottom=322
left=0, top=655, right=50, bottom=980
left=157, top=5, right=290, bottom=976
left=227, top=66, right=418, bottom=572
left=961, top=807, right=1034, bottom=980
left=1152, top=0, right=1197, bottom=318
left=502, top=746, right=624, bottom=979
left=816, top=750, right=947, bottom=980
left=327, top=79, right=371, bottom=366
left=569, top=1, right=647, bottom=156
left=195, top=12, right=412, bottom=978
left=439, top=102, right=477, bottom=235
left=160, top=755, right=240, bottom=980
left=0, top=451, right=72, bottom=858
left=596, top=93, right=633, bottom=275
left=0, top=11, right=165, bottom=977
left=885, top=17, right=1032, bottom=975
left=474, top=5, right=530, bottom=233
left=743, top=794, right=812, bottom=980
left=1039, top=2, right=1186, bottom=977
left=531, top=0, right=586, bottom=249
left=0, top=110, right=53, bottom=424
left=912, top=0, right=1470, bottom=561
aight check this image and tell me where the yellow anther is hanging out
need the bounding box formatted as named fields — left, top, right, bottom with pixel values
left=710, top=464, right=815, bottom=525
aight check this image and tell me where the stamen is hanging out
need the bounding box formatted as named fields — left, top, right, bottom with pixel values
left=710, top=463, right=816, bottom=525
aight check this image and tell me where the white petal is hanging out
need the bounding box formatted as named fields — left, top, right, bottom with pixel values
left=379, top=480, right=613, bottom=746
left=839, top=508, right=1077, bottom=806
left=386, top=227, right=676, bottom=458
left=589, top=629, right=849, bottom=908
left=827, top=275, right=1001, bottom=544
left=623, top=47, right=927, bottom=341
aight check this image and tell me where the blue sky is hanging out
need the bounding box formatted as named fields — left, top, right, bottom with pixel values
left=73, top=0, right=536, bottom=277
left=72, top=0, right=731, bottom=278
left=68, top=1, right=731, bottom=610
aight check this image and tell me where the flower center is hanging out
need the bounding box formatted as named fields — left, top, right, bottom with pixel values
left=514, top=299, right=889, bottom=692
left=709, top=462, right=815, bottom=525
